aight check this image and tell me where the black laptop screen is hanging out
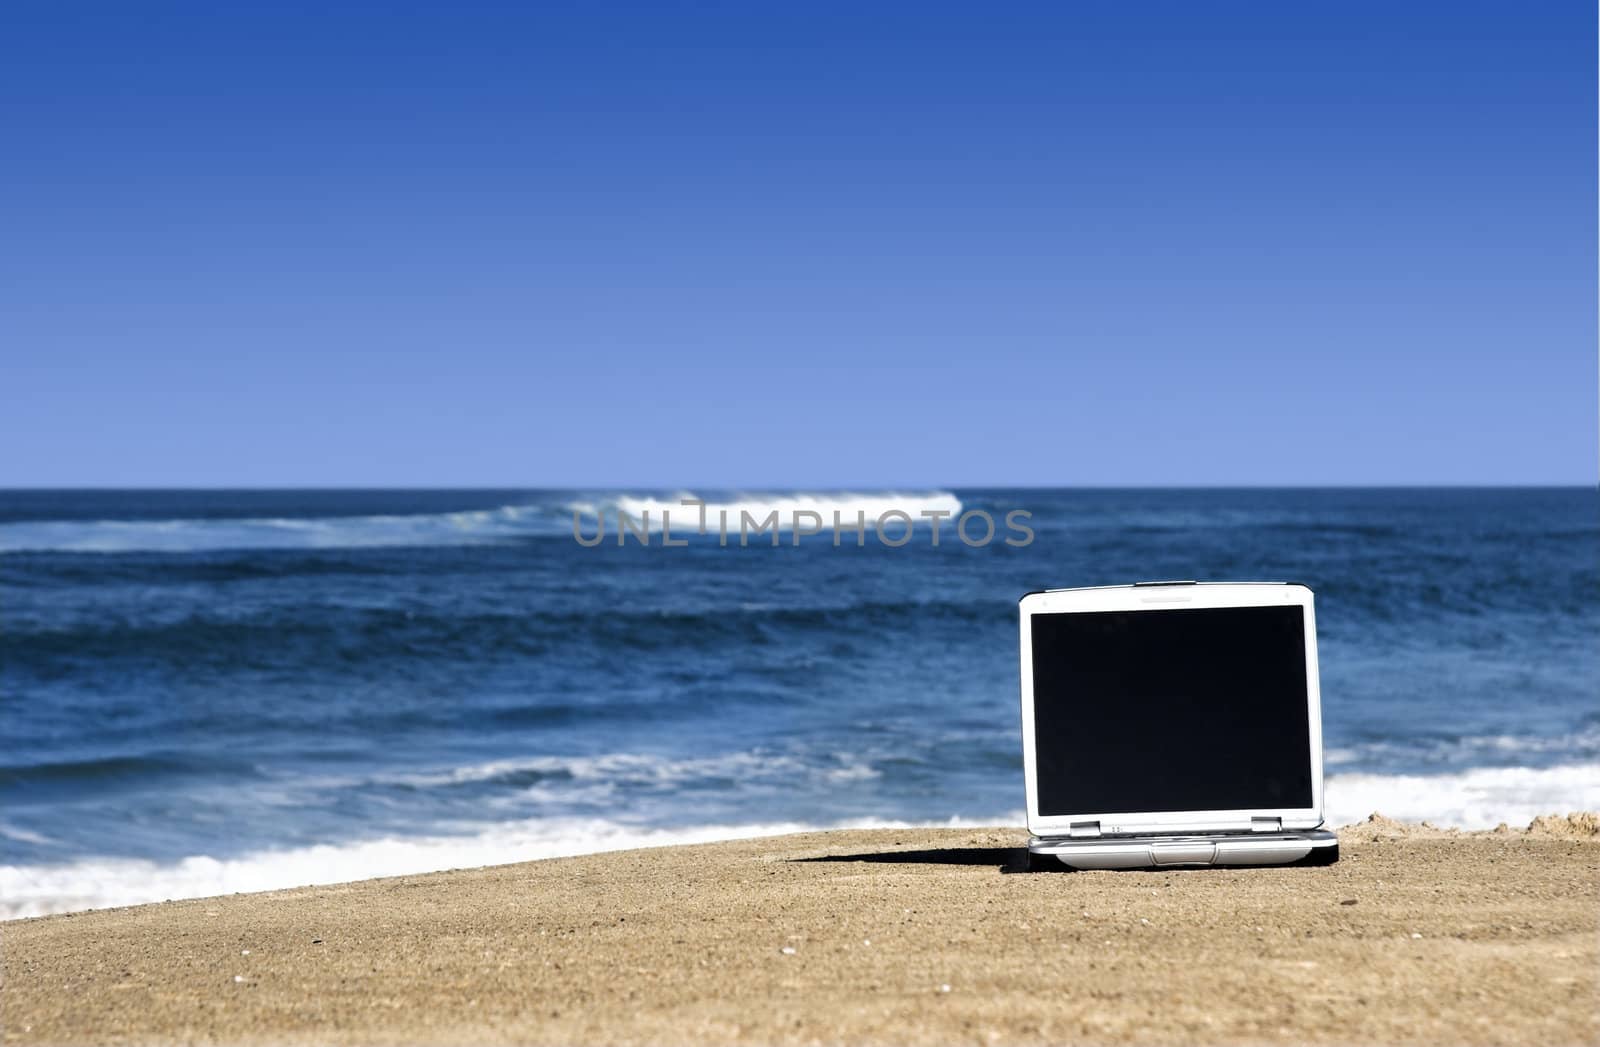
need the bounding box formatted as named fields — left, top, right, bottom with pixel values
left=1030, top=604, right=1313, bottom=816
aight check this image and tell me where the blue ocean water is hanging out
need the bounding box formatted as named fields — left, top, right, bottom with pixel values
left=2, top=488, right=1596, bottom=916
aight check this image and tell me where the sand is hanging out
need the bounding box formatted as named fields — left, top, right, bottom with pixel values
left=4, top=815, right=1596, bottom=1046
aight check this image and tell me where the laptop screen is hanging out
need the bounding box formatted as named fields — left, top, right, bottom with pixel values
left=1030, top=604, right=1313, bottom=816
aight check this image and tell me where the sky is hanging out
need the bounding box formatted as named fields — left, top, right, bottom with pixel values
left=3, top=2, right=1595, bottom=486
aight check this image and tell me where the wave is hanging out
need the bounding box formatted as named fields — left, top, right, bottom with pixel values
left=1324, top=726, right=1600, bottom=770
left=389, top=750, right=883, bottom=792
left=1323, top=761, right=1600, bottom=830
left=0, top=813, right=1010, bottom=920
left=0, top=504, right=560, bottom=554
left=0, top=753, right=242, bottom=790
left=588, top=491, right=964, bottom=534
left=0, top=491, right=965, bottom=553
left=1, top=596, right=1002, bottom=672
left=6, top=760, right=1594, bottom=919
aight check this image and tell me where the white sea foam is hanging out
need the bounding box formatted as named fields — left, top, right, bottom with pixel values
left=1324, top=726, right=1600, bottom=767
left=0, top=491, right=966, bottom=553
left=0, top=823, right=55, bottom=847
left=392, top=750, right=879, bottom=791
left=1323, top=761, right=1600, bottom=829
left=7, top=760, right=1595, bottom=920
left=0, top=813, right=1008, bottom=920
left=0, top=505, right=558, bottom=554
left=403, top=750, right=785, bottom=787
left=601, top=491, right=964, bottom=533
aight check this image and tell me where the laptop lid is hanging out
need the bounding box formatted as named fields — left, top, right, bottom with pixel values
left=1018, top=582, right=1325, bottom=837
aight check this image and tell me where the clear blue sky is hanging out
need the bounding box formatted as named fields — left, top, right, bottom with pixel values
left=4, top=2, right=1594, bottom=486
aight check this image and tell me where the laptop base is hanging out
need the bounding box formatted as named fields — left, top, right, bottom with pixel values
left=1028, top=829, right=1338, bottom=870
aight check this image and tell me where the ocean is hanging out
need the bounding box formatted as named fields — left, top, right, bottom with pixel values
left=2, top=488, right=1595, bottom=918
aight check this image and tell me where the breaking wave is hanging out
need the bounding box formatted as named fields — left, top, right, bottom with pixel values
left=0, top=813, right=1007, bottom=920
left=0, top=491, right=964, bottom=553
left=7, top=758, right=1595, bottom=919
left=1322, top=761, right=1600, bottom=830
left=587, top=491, right=964, bottom=533
left=1324, top=726, right=1600, bottom=771
left=0, top=505, right=558, bottom=554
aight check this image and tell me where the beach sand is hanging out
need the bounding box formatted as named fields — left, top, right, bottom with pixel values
left=4, top=815, right=1596, bottom=1046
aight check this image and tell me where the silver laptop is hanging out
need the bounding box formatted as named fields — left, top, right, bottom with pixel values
left=1019, top=581, right=1338, bottom=870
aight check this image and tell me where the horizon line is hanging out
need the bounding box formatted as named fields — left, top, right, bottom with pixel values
left=1, top=483, right=1595, bottom=492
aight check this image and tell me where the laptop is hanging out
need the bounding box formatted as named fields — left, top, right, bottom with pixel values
left=1019, top=581, right=1338, bottom=870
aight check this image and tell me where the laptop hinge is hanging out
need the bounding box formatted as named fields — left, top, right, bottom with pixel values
left=1068, top=821, right=1101, bottom=839
left=1251, top=817, right=1283, bottom=833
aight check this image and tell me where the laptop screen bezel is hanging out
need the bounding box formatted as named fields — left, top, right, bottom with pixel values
left=1018, top=582, right=1325, bottom=836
